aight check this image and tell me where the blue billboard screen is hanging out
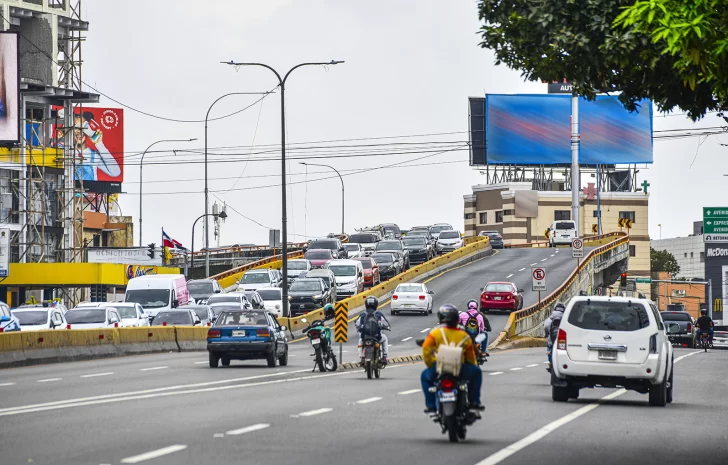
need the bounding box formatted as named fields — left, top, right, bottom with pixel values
left=482, top=94, right=653, bottom=165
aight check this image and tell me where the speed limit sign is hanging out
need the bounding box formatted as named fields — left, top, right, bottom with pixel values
left=572, top=238, right=584, bottom=258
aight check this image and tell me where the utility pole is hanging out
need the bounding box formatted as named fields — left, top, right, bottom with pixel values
left=571, top=93, right=581, bottom=233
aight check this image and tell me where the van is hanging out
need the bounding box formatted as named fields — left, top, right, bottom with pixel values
left=325, top=259, right=365, bottom=299
left=549, top=220, right=578, bottom=247
left=124, top=274, right=190, bottom=317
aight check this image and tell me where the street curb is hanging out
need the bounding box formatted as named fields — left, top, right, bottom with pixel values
left=338, top=354, right=423, bottom=371
left=492, top=336, right=547, bottom=352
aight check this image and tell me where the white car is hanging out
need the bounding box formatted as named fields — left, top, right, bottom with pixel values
left=207, top=293, right=252, bottom=309
left=257, top=287, right=289, bottom=317
left=237, top=269, right=281, bottom=291
left=65, top=307, right=122, bottom=329
left=551, top=296, right=674, bottom=406
left=435, top=230, right=463, bottom=254
left=12, top=307, right=67, bottom=331
left=390, top=282, right=434, bottom=316
left=549, top=220, right=578, bottom=246
left=286, top=259, right=312, bottom=287
left=429, top=223, right=453, bottom=240
left=73, top=302, right=150, bottom=327
left=343, top=243, right=363, bottom=259
left=325, top=259, right=365, bottom=299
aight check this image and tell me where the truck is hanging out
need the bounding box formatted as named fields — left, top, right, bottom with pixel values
left=660, top=310, right=695, bottom=348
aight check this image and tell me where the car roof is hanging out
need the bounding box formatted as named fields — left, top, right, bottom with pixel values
left=12, top=307, right=51, bottom=313
left=246, top=269, right=271, bottom=274
left=328, top=259, right=360, bottom=265
left=289, top=258, right=309, bottom=262
left=307, top=269, right=334, bottom=275
left=257, top=286, right=282, bottom=291
left=568, top=296, right=652, bottom=305
left=486, top=281, right=516, bottom=285
left=188, top=278, right=216, bottom=282
left=306, top=248, right=333, bottom=253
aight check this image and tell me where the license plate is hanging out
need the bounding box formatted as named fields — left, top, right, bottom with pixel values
left=311, top=338, right=320, bottom=345
left=598, top=350, right=618, bottom=360
left=300, top=305, right=305, bottom=309
left=562, top=235, right=569, bottom=238
left=232, top=330, right=246, bottom=337
left=404, top=304, right=414, bottom=307
left=439, top=392, right=456, bottom=402
left=494, top=296, right=502, bottom=301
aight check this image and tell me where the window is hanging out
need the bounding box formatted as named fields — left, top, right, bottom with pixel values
left=649, top=303, right=664, bottom=330
left=554, top=210, right=571, bottom=221
left=567, top=301, right=650, bottom=331
left=700, top=252, right=705, bottom=263
left=479, top=212, right=487, bottom=224
left=690, top=252, right=694, bottom=258
left=619, top=211, right=636, bottom=223
left=464, top=213, right=474, bottom=220
left=503, top=209, right=514, bottom=216
left=593, top=210, right=600, bottom=217
left=495, top=211, right=504, bottom=223
left=684, top=253, right=688, bottom=258
left=629, top=245, right=636, bottom=257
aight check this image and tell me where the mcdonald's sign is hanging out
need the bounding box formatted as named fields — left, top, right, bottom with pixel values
left=714, top=298, right=723, bottom=316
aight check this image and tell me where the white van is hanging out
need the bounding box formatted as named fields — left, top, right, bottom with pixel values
left=124, top=274, right=190, bottom=317
left=549, top=220, right=578, bottom=247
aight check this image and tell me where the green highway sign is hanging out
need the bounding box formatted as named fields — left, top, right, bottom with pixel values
left=703, top=207, right=728, bottom=234
left=635, top=277, right=652, bottom=284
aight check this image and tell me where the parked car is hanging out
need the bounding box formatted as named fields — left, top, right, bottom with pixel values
left=180, top=304, right=215, bottom=326
left=288, top=278, right=333, bottom=316
left=304, top=249, right=336, bottom=268
left=480, top=282, right=524, bottom=312
left=325, top=259, right=365, bottom=299
left=152, top=308, right=202, bottom=326
left=286, top=259, right=312, bottom=287
left=1, top=302, right=21, bottom=332
left=240, top=290, right=266, bottom=310
left=303, top=268, right=338, bottom=302
left=375, top=240, right=410, bottom=269
left=12, top=307, right=66, bottom=331
left=551, top=296, right=674, bottom=406
left=343, top=243, right=363, bottom=259
left=435, top=230, right=464, bottom=254
left=391, top=283, right=434, bottom=316
left=187, top=279, right=223, bottom=304
left=65, top=307, right=122, bottom=329
left=257, top=287, right=289, bottom=317
left=379, top=223, right=402, bottom=239
left=207, top=293, right=253, bottom=310
left=348, top=232, right=380, bottom=257
left=660, top=310, right=695, bottom=348
left=237, top=269, right=281, bottom=292
left=353, top=257, right=380, bottom=287
left=549, top=220, right=578, bottom=247
left=479, top=230, right=504, bottom=249
left=207, top=310, right=289, bottom=368
left=370, top=252, right=401, bottom=280
left=307, top=238, right=347, bottom=259
left=429, top=223, right=453, bottom=240
left=402, top=236, right=434, bottom=264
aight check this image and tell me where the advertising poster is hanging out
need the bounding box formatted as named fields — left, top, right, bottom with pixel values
left=0, top=32, right=19, bottom=144
left=0, top=228, right=9, bottom=277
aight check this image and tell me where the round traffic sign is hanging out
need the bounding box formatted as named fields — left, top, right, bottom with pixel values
left=533, top=268, right=545, bottom=280
left=572, top=238, right=583, bottom=249
left=595, top=287, right=603, bottom=296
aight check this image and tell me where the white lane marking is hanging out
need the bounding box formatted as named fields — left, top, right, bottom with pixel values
left=120, top=444, right=187, bottom=464
left=225, top=423, right=270, bottom=436
left=356, top=397, right=382, bottom=404
left=398, top=389, right=420, bottom=395
left=530, top=263, right=538, bottom=266
left=0, top=382, right=16, bottom=387
left=518, top=268, right=525, bottom=272
left=489, top=372, right=504, bottom=376
left=543, top=361, right=549, bottom=364
left=526, top=364, right=539, bottom=368
left=509, top=367, right=522, bottom=371
left=550, top=254, right=555, bottom=257
left=474, top=389, right=626, bottom=465
left=402, top=337, right=413, bottom=342
left=675, top=350, right=701, bottom=363
left=194, top=361, right=208, bottom=365
left=420, top=328, right=431, bottom=333
left=36, top=378, right=61, bottom=383
left=506, top=274, right=513, bottom=279
left=541, top=258, right=547, bottom=262
left=295, top=408, right=333, bottom=417
left=555, top=250, right=559, bottom=253
left=139, top=366, right=168, bottom=372
left=80, top=372, right=114, bottom=378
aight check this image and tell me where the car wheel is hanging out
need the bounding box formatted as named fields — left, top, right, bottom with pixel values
left=552, top=385, right=569, bottom=402
left=687, top=339, right=695, bottom=349
left=568, top=387, right=580, bottom=399
left=208, top=352, right=219, bottom=368
left=279, top=346, right=289, bottom=366
left=221, top=357, right=230, bottom=367
left=666, top=362, right=674, bottom=404
left=649, top=376, right=668, bottom=407
left=481, top=307, right=489, bottom=314
left=266, top=347, right=278, bottom=368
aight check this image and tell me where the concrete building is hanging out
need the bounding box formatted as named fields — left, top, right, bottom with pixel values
left=651, top=234, right=705, bottom=280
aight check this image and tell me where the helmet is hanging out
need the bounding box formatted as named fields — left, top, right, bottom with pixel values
left=438, top=304, right=460, bottom=327
left=323, top=303, right=334, bottom=313
left=701, top=309, right=708, bottom=315
left=467, top=299, right=478, bottom=311
left=365, top=296, right=379, bottom=313
left=555, top=302, right=566, bottom=311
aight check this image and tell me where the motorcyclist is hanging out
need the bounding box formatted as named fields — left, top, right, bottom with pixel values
left=460, top=300, right=491, bottom=357
left=544, top=302, right=566, bottom=368
left=355, top=296, right=391, bottom=364
left=421, top=304, right=484, bottom=414
left=323, top=303, right=335, bottom=320
left=695, top=309, right=714, bottom=344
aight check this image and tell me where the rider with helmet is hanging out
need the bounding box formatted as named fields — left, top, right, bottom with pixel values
left=695, top=308, right=714, bottom=344
left=544, top=302, right=566, bottom=367
left=421, top=304, right=484, bottom=414
left=459, top=299, right=492, bottom=357
left=355, top=296, right=391, bottom=364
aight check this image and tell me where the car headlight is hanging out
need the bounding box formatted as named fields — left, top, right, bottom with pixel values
left=312, top=294, right=323, bottom=300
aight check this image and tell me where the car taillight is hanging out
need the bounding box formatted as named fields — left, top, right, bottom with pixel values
left=506, top=295, right=512, bottom=300
left=310, top=330, right=320, bottom=338
left=687, top=323, right=692, bottom=332
left=256, top=329, right=270, bottom=337
left=557, top=328, right=567, bottom=350
left=392, top=295, right=398, bottom=300
left=67, top=324, right=71, bottom=329
left=441, top=379, right=454, bottom=391
left=207, top=322, right=211, bottom=326
left=114, top=322, right=119, bottom=328
left=649, top=334, right=657, bottom=353
left=0, top=327, right=3, bottom=333
left=419, top=295, right=425, bottom=301
left=208, top=329, right=221, bottom=338
left=162, top=322, right=167, bottom=326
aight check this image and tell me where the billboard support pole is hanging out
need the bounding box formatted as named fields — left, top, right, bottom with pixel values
left=570, top=93, right=580, bottom=234
left=708, top=278, right=713, bottom=319
left=596, top=164, right=601, bottom=234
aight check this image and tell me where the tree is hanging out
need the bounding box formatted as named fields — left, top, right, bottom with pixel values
left=651, top=247, right=681, bottom=277
left=477, top=0, right=728, bottom=120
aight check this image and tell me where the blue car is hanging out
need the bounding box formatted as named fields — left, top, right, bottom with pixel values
left=207, top=310, right=289, bottom=368
left=0, top=302, right=21, bottom=332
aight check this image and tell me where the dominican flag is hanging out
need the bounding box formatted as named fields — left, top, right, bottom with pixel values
left=162, top=229, right=187, bottom=251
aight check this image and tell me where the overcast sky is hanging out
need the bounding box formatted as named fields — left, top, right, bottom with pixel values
left=82, top=0, right=728, bottom=248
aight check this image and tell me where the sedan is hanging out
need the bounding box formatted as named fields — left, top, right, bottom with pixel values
left=479, top=230, right=504, bottom=249
left=65, top=307, right=122, bottom=329
left=12, top=307, right=66, bottom=331
left=480, top=282, right=524, bottom=313
left=370, top=252, right=401, bottom=280
left=257, top=287, right=289, bottom=317
left=436, top=230, right=464, bottom=254
left=180, top=304, right=215, bottom=326
left=207, top=310, right=289, bottom=368
left=304, top=249, right=336, bottom=268
left=152, top=309, right=202, bottom=326
left=402, top=236, right=433, bottom=265
left=391, top=283, right=434, bottom=316
left=1, top=303, right=22, bottom=332
left=375, top=240, right=410, bottom=268
left=343, top=243, right=363, bottom=258
left=207, top=293, right=252, bottom=310
left=241, top=290, right=266, bottom=310
left=353, top=257, right=380, bottom=287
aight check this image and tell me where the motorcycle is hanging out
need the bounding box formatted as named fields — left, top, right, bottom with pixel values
left=416, top=338, right=480, bottom=442
left=361, top=330, right=388, bottom=379
left=698, top=332, right=712, bottom=352
left=470, top=332, right=488, bottom=365
left=301, top=318, right=337, bottom=372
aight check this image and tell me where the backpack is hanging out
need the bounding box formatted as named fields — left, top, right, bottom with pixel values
left=361, top=312, right=381, bottom=337
left=465, top=310, right=480, bottom=335
left=549, top=314, right=562, bottom=344
left=436, top=328, right=467, bottom=377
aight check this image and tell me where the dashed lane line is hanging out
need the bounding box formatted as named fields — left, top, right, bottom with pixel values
left=397, top=389, right=421, bottom=395
left=420, top=328, right=431, bottom=333
left=356, top=397, right=382, bottom=404
left=0, top=382, right=16, bottom=387
left=139, top=366, right=168, bottom=372
left=489, top=372, right=504, bottom=376
left=80, top=372, right=114, bottom=379
left=294, top=408, right=333, bottom=417
left=120, top=445, right=187, bottom=464
left=506, top=274, right=513, bottom=278
left=36, top=378, right=61, bottom=383
left=518, top=268, right=525, bottom=272
left=509, top=367, right=523, bottom=371
left=225, top=423, right=271, bottom=436
left=526, top=364, right=539, bottom=368
left=402, top=337, right=413, bottom=342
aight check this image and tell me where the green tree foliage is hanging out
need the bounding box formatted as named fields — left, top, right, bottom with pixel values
left=651, top=247, right=681, bottom=277
left=477, top=0, right=728, bottom=120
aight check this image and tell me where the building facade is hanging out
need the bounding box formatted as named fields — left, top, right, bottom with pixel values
left=651, top=235, right=705, bottom=280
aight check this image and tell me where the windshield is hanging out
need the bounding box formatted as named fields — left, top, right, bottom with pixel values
left=209, top=305, right=243, bottom=316
left=125, top=289, right=170, bottom=309
left=431, top=225, right=452, bottom=234
left=12, top=310, right=48, bottom=325
left=309, top=240, right=337, bottom=250
left=187, top=281, right=213, bottom=295
left=154, top=311, right=193, bottom=325
left=661, top=312, right=691, bottom=322
left=305, top=250, right=332, bottom=260
left=355, top=258, right=373, bottom=268
left=382, top=226, right=399, bottom=234
left=328, top=265, right=356, bottom=276
left=113, top=307, right=137, bottom=319
left=241, top=273, right=271, bottom=284
left=216, top=312, right=268, bottom=326
left=290, top=280, right=322, bottom=292
left=288, top=261, right=308, bottom=271
left=376, top=242, right=401, bottom=251
left=344, top=244, right=360, bottom=251
left=207, top=295, right=241, bottom=305
left=403, top=237, right=426, bottom=247
left=555, top=221, right=576, bottom=230
left=257, top=289, right=281, bottom=301
left=396, top=284, right=424, bottom=293
left=568, top=301, right=650, bottom=331
left=349, top=234, right=376, bottom=244
left=439, top=231, right=460, bottom=239
left=371, top=254, right=393, bottom=265
left=190, top=308, right=209, bottom=321
left=485, top=283, right=514, bottom=293
left=66, top=309, right=107, bottom=324
left=407, top=231, right=428, bottom=237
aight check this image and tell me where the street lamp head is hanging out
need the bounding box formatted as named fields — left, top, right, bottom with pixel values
left=329, top=60, right=345, bottom=65
left=299, top=162, right=308, bottom=166
left=189, top=138, right=198, bottom=142
left=217, top=210, right=228, bottom=220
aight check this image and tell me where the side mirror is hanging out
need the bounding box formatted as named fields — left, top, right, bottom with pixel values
left=172, top=299, right=179, bottom=308
left=517, top=289, right=524, bottom=293
left=415, top=338, right=425, bottom=347
left=479, top=287, right=484, bottom=292
left=666, top=323, right=680, bottom=334
left=194, top=318, right=201, bottom=325
left=215, top=289, right=222, bottom=294
left=428, top=290, right=435, bottom=295
left=52, top=318, right=62, bottom=327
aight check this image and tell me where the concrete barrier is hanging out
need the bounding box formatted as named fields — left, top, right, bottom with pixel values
left=175, top=326, right=208, bottom=351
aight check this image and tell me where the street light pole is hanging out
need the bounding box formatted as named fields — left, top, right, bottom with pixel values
left=139, top=138, right=196, bottom=247
left=223, top=60, right=344, bottom=310
left=190, top=210, right=228, bottom=279
left=300, top=162, right=344, bottom=234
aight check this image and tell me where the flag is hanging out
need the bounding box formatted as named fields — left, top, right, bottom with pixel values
left=162, top=229, right=187, bottom=251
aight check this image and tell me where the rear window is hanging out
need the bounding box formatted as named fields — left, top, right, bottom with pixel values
left=305, top=250, right=332, bottom=259
left=554, top=222, right=576, bottom=230
left=567, top=301, right=651, bottom=332
left=350, top=234, right=376, bottom=244
left=309, top=240, right=337, bottom=250
left=485, top=283, right=514, bottom=293
left=66, top=309, right=106, bottom=324
left=439, top=231, right=460, bottom=239
left=660, top=312, right=691, bottom=322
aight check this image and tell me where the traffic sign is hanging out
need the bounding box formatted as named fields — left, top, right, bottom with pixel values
left=704, top=234, right=728, bottom=242
left=594, top=287, right=603, bottom=296
left=334, top=302, right=348, bottom=343
left=532, top=267, right=546, bottom=291
left=618, top=218, right=633, bottom=229
left=635, top=277, right=652, bottom=284
left=591, top=224, right=598, bottom=234
left=703, top=207, right=728, bottom=234
left=572, top=238, right=584, bottom=258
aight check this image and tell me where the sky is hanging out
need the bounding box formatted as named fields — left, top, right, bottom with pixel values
left=81, top=0, right=728, bottom=248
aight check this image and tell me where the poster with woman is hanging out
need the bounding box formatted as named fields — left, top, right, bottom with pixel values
left=0, top=32, right=19, bottom=144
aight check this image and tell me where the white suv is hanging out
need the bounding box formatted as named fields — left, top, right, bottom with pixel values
left=551, top=296, right=674, bottom=407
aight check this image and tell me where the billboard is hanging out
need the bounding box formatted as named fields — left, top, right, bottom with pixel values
left=472, top=94, right=653, bottom=165
left=0, top=32, right=19, bottom=144
left=87, top=247, right=162, bottom=266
